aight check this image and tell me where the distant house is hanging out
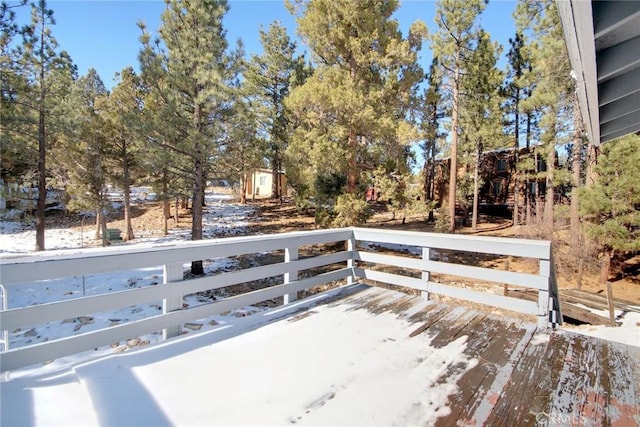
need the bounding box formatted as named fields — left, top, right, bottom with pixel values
left=430, top=146, right=557, bottom=218
left=245, top=169, right=288, bottom=199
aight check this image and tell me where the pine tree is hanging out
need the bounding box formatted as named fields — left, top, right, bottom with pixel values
left=138, top=78, right=187, bottom=236
left=100, top=67, right=144, bottom=241
left=285, top=0, right=426, bottom=220
left=516, top=0, right=573, bottom=234
left=2, top=0, right=74, bottom=250
left=219, top=92, right=265, bottom=204
left=244, top=21, right=302, bottom=200
left=579, top=135, right=640, bottom=283
left=431, top=0, right=486, bottom=232
left=569, top=93, right=585, bottom=246
left=58, top=69, right=111, bottom=246
left=139, top=0, right=241, bottom=275
left=459, top=29, right=504, bottom=232
left=503, top=31, right=529, bottom=225
left=0, top=1, right=30, bottom=186
left=420, top=58, right=444, bottom=222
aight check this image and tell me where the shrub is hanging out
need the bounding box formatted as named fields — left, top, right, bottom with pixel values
left=332, top=193, right=372, bottom=227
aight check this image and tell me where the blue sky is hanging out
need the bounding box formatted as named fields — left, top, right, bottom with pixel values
left=11, top=0, right=518, bottom=89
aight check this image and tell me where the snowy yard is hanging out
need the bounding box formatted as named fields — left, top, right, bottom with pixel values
left=0, top=193, right=262, bottom=353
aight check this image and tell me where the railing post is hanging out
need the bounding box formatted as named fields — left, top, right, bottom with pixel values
left=283, top=246, right=298, bottom=304
left=163, top=263, right=184, bottom=339
left=538, top=259, right=551, bottom=329
left=347, top=236, right=355, bottom=285
left=421, top=248, right=431, bottom=300
left=0, top=285, right=8, bottom=352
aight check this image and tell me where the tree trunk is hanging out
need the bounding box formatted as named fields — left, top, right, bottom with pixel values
left=95, top=210, right=101, bottom=240
left=513, top=91, right=520, bottom=227
left=525, top=188, right=531, bottom=225
left=599, top=249, right=612, bottom=284
left=448, top=61, right=460, bottom=233
left=272, top=151, right=280, bottom=200
left=347, top=128, right=358, bottom=193
left=118, top=126, right=134, bottom=241
left=544, top=143, right=555, bottom=234
left=174, top=196, right=179, bottom=225
left=122, top=185, right=134, bottom=241
left=513, top=171, right=519, bottom=226
left=251, top=172, right=256, bottom=201
left=162, top=199, right=169, bottom=236
left=570, top=100, right=583, bottom=246
left=471, top=141, right=481, bottom=232
left=191, top=154, right=205, bottom=275
left=524, top=110, right=533, bottom=225
left=191, top=101, right=205, bottom=276
left=100, top=204, right=109, bottom=247
left=162, top=178, right=169, bottom=236
left=586, top=143, right=599, bottom=188
left=536, top=190, right=543, bottom=224
left=36, top=102, right=46, bottom=251
left=35, top=25, right=47, bottom=252
left=425, top=158, right=435, bottom=222
left=240, top=173, right=247, bottom=204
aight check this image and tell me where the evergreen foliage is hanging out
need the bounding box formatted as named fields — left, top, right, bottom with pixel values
left=1, top=0, right=75, bottom=250
left=100, top=67, right=145, bottom=241
left=430, top=0, right=486, bottom=232
left=579, top=136, right=640, bottom=282
left=58, top=69, right=111, bottom=245
left=419, top=58, right=445, bottom=222
left=285, top=0, right=426, bottom=223
left=459, top=29, right=504, bottom=231
left=138, top=0, right=242, bottom=274
left=515, top=0, right=574, bottom=233
left=244, top=21, right=304, bottom=200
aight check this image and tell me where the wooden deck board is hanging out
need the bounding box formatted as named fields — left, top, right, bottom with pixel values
left=606, top=343, right=640, bottom=425
left=480, top=329, right=572, bottom=425
left=345, top=285, right=639, bottom=425
left=437, top=318, right=533, bottom=426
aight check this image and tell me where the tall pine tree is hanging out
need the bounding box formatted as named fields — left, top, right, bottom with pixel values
left=3, top=0, right=74, bottom=250
left=431, top=0, right=486, bottom=232
left=286, top=0, right=426, bottom=220
left=579, top=135, right=640, bottom=283
left=244, top=21, right=303, bottom=200
left=139, top=0, right=241, bottom=275
left=420, top=58, right=445, bottom=223
left=58, top=69, right=111, bottom=246
left=101, top=67, right=144, bottom=241
left=459, top=29, right=504, bottom=232
left=516, top=0, right=573, bottom=234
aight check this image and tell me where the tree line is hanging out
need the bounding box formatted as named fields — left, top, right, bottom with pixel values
left=1, top=0, right=637, bottom=280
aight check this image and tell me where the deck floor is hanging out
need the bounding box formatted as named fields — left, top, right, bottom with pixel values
left=2, top=284, right=639, bottom=426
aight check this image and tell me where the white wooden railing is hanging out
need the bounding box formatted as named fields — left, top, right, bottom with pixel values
left=0, top=228, right=561, bottom=372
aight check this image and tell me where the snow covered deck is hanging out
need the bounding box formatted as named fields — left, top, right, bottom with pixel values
left=3, top=284, right=639, bottom=426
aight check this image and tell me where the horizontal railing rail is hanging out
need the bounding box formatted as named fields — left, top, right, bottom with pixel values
left=0, top=227, right=561, bottom=372
left=351, top=227, right=561, bottom=327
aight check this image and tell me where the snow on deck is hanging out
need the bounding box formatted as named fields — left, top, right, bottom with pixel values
left=2, top=284, right=639, bottom=426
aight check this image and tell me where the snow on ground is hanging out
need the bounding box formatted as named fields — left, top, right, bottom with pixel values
left=1, top=287, right=478, bottom=427
left=0, top=193, right=243, bottom=253
left=561, top=304, right=640, bottom=347
left=0, top=192, right=259, bottom=352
